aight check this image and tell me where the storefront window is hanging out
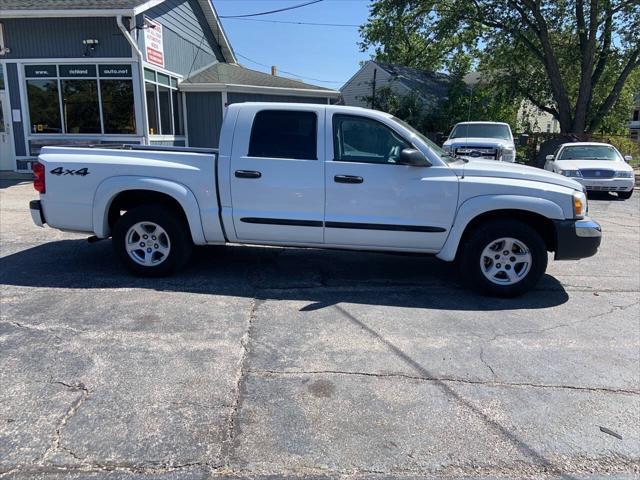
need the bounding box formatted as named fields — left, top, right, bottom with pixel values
left=26, top=79, right=62, bottom=133
left=62, top=79, right=101, bottom=134
left=158, top=85, right=172, bottom=135
left=24, top=63, right=135, bottom=136
left=144, top=68, right=183, bottom=136
left=101, top=80, right=136, bottom=134
left=172, top=90, right=183, bottom=135
left=145, top=82, right=159, bottom=135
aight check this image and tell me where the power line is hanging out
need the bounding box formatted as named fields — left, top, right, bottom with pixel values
left=221, top=17, right=359, bottom=27
left=219, top=0, right=324, bottom=19
left=236, top=52, right=345, bottom=84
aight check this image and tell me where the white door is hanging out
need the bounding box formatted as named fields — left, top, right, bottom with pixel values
left=325, top=113, right=459, bottom=251
left=0, top=93, right=14, bottom=171
left=229, top=105, right=325, bottom=244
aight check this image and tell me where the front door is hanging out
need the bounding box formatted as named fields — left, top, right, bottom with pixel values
left=0, top=92, right=14, bottom=171
left=324, top=113, right=458, bottom=251
left=230, top=106, right=325, bottom=244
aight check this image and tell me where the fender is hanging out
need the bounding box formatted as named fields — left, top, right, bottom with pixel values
left=436, top=194, right=566, bottom=262
left=92, top=176, right=207, bottom=245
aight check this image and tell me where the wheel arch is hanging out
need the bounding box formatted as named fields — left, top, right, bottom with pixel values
left=93, top=177, right=207, bottom=244
left=436, top=195, right=564, bottom=262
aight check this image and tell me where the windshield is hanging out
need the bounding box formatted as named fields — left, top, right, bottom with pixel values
left=390, top=117, right=456, bottom=162
left=559, top=145, right=620, bottom=161
left=450, top=124, right=511, bottom=140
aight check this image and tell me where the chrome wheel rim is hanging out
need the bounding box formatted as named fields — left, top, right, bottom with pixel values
left=480, top=237, right=532, bottom=286
left=125, top=221, right=171, bottom=267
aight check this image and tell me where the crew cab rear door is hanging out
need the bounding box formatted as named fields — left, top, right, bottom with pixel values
left=324, top=112, right=458, bottom=251
left=229, top=105, right=325, bottom=244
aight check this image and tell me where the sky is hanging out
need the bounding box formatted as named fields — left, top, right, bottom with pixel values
left=214, top=0, right=374, bottom=89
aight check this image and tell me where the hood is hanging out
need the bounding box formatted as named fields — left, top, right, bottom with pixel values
left=444, top=137, right=514, bottom=148
left=554, top=159, right=632, bottom=172
left=453, top=159, right=583, bottom=190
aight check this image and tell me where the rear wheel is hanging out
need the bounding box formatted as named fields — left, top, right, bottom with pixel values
left=618, top=189, right=633, bottom=200
left=113, top=205, right=193, bottom=276
left=459, top=219, right=548, bottom=297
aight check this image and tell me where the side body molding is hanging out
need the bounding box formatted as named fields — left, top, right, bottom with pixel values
left=93, top=176, right=207, bottom=245
left=436, top=195, right=566, bottom=262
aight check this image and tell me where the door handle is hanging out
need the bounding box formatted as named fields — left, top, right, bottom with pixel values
left=334, top=175, right=363, bottom=184
left=235, top=170, right=262, bottom=179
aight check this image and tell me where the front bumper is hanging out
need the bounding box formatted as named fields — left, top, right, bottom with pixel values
left=30, top=200, right=45, bottom=227
left=553, top=217, right=601, bottom=260
left=574, top=177, right=634, bottom=192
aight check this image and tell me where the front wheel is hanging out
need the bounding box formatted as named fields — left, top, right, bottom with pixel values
left=112, top=205, right=193, bottom=276
left=459, top=219, right=548, bottom=297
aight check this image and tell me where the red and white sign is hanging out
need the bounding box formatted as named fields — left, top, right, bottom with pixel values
left=144, top=19, right=164, bottom=68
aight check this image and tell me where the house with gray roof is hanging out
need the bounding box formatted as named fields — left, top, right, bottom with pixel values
left=0, top=0, right=338, bottom=171
left=340, top=60, right=455, bottom=112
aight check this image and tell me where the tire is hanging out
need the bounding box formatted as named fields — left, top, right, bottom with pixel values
left=618, top=190, right=633, bottom=200
left=112, top=205, right=193, bottom=277
left=458, top=219, right=548, bottom=297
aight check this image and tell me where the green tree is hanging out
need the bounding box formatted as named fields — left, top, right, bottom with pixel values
left=360, top=0, right=640, bottom=133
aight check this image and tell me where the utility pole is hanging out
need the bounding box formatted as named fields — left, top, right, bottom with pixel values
left=371, top=68, right=377, bottom=109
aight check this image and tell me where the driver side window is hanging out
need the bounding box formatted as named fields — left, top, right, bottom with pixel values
left=333, top=114, right=411, bottom=164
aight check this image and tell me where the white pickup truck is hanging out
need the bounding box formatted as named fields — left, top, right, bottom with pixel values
left=443, top=121, right=517, bottom=162
left=30, top=103, right=601, bottom=296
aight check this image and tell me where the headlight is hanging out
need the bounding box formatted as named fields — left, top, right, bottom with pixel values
left=558, top=169, right=582, bottom=177
left=443, top=145, right=452, bottom=153
left=614, top=171, right=633, bottom=178
left=501, top=147, right=515, bottom=160
left=573, top=191, right=587, bottom=218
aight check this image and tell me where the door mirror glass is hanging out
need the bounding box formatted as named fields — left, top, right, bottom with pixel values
left=545, top=154, right=555, bottom=161
left=624, top=155, right=633, bottom=162
left=398, top=148, right=431, bottom=167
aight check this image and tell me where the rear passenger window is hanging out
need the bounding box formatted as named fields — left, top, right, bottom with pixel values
left=248, top=110, right=317, bottom=160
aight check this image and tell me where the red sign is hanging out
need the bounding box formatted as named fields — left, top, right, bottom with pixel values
left=144, top=19, right=164, bottom=68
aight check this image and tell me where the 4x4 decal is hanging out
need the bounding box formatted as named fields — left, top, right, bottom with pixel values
left=50, top=167, right=90, bottom=177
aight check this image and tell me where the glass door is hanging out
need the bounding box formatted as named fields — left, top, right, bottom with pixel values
left=0, top=92, right=15, bottom=171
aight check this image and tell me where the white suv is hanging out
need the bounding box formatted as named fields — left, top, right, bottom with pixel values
left=544, top=142, right=634, bottom=199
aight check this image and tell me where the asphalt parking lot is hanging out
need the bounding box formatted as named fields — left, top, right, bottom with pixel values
left=0, top=178, right=638, bottom=479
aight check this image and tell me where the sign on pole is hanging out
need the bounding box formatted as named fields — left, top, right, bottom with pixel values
left=144, top=19, right=164, bottom=68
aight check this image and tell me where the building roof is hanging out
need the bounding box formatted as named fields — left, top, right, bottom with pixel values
left=374, top=62, right=455, bottom=106
left=181, top=62, right=339, bottom=96
left=0, top=0, right=236, bottom=63
left=0, top=0, right=149, bottom=9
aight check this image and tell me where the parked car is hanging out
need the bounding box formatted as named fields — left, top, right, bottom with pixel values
left=544, top=142, right=634, bottom=199
left=442, top=121, right=516, bottom=162
left=30, top=103, right=601, bottom=296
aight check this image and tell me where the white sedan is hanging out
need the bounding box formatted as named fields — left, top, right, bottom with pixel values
left=544, top=142, right=635, bottom=199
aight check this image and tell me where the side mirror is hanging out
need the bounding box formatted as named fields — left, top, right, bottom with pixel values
left=545, top=154, right=555, bottom=161
left=518, top=134, right=529, bottom=146
left=624, top=155, right=633, bottom=162
left=398, top=148, right=431, bottom=167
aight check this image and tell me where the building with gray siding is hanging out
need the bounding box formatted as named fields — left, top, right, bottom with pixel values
left=0, top=0, right=339, bottom=171
left=340, top=60, right=455, bottom=112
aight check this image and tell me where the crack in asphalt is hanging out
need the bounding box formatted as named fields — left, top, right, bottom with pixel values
left=40, top=381, right=89, bottom=464
left=2, top=320, right=85, bottom=337
left=486, top=300, right=640, bottom=340
left=478, top=345, right=497, bottom=378
left=247, top=369, right=640, bottom=395
left=221, top=297, right=262, bottom=467
left=0, top=460, right=212, bottom=477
